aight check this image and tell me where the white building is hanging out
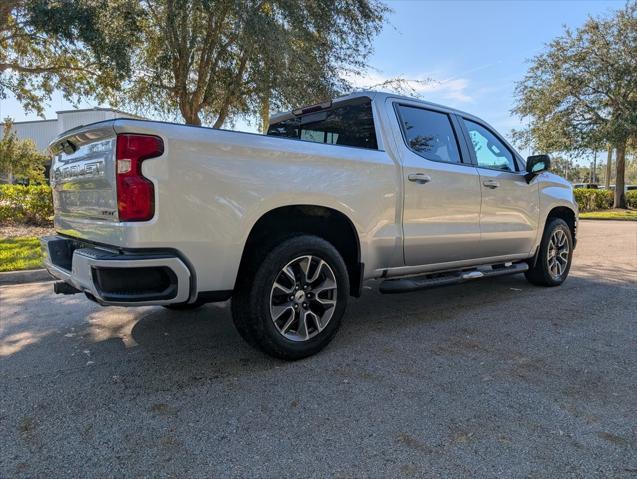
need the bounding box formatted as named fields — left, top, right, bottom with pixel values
left=7, top=107, right=141, bottom=153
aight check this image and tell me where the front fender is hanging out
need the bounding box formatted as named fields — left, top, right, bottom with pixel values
left=533, top=172, right=578, bottom=250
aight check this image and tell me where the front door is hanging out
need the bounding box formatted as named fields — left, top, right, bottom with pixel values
left=393, top=103, right=482, bottom=266
left=460, top=118, right=539, bottom=258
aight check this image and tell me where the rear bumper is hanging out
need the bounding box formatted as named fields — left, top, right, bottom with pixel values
left=41, top=235, right=191, bottom=306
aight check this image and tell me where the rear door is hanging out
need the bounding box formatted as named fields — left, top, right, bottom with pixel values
left=391, top=102, right=482, bottom=266
left=458, top=117, right=539, bottom=257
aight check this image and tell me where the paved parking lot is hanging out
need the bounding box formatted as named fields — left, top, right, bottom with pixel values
left=1, top=220, right=636, bottom=478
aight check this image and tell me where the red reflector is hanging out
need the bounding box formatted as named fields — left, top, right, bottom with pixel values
left=116, top=134, right=163, bottom=221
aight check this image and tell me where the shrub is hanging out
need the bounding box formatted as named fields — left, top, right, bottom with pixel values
left=573, top=188, right=614, bottom=212
left=627, top=190, right=637, bottom=209
left=0, top=184, right=53, bottom=226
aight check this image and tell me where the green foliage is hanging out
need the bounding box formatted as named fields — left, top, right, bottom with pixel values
left=122, top=0, right=388, bottom=127
left=0, top=119, right=48, bottom=182
left=513, top=2, right=637, bottom=153
left=573, top=188, right=614, bottom=212
left=0, top=236, right=42, bottom=271
left=548, top=156, right=578, bottom=181
left=627, top=190, right=637, bottom=208
left=0, top=184, right=53, bottom=225
left=1, top=0, right=140, bottom=116
left=512, top=2, right=637, bottom=207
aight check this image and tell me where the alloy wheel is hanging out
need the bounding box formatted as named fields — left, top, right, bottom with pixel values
left=547, top=229, right=569, bottom=280
left=269, top=255, right=338, bottom=342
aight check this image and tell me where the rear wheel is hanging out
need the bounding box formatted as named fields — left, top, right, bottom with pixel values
left=525, top=218, right=573, bottom=286
left=231, top=235, right=349, bottom=360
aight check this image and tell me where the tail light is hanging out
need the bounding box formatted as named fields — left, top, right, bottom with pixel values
left=116, top=134, right=163, bottom=221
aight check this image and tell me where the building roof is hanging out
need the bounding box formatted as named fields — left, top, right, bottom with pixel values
left=4, top=119, right=57, bottom=125
left=7, top=107, right=140, bottom=125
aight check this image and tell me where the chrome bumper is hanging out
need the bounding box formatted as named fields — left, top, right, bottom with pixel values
left=40, top=235, right=191, bottom=306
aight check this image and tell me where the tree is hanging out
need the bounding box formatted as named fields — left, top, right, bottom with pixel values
left=1, top=0, right=140, bottom=116
left=513, top=2, right=637, bottom=208
left=549, top=156, right=578, bottom=181
left=605, top=146, right=613, bottom=189
left=121, top=0, right=388, bottom=127
left=0, top=119, right=48, bottom=183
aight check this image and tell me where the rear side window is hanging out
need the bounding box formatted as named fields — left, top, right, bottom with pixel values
left=267, top=99, right=378, bottom=150
left=396, top=105, right=461, bottom=164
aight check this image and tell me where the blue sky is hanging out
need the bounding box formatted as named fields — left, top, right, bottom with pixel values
left=364, top=0, right=623, bottom=150
left=0, top=0, right=624, bottom=155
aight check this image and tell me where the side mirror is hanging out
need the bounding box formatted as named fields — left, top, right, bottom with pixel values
left=525, top=154, right=550, bottom=182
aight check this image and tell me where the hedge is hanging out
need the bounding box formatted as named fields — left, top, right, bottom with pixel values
left=0, top=184, right=53, bottom=226
left=573, top=189, right=614, bottom=212
left=574, top=188, right=637, bottom=212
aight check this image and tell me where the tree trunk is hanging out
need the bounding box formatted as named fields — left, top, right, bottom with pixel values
left=605, top=146, right=612, bottom=189
left=613, top=141, right=626, bottom=209
left=212, top=107, right=228, bottom=129
left=179, top=102, right=202, bottom=126
left=212, top=50, right=249, bottom=129
left=260, top=93, right=270, bottom=134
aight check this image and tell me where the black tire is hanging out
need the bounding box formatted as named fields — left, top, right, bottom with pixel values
left=162, top=299, right=206, bottom=311
left=231, top=235, right=349, bottom=360
left=525, top=217, right=573, bottom=286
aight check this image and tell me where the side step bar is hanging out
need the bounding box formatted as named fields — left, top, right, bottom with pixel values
left=379, top=262, right=529, bottom=294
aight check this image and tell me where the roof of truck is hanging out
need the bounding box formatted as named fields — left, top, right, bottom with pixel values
left=268, top=90, right=479, bottom=124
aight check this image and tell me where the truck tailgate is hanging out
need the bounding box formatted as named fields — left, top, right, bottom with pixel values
left=49, top=123, right=124, bottom=242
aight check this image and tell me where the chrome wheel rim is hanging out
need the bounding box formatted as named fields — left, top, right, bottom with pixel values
left=269, top=255, right=338, bottom=342
left=547, top=229, right=569, bottom=279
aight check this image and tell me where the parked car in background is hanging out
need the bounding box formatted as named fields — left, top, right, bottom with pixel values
left=41, top=91, right=578, bottom=359
left=607, top=184, right=637, bottom=191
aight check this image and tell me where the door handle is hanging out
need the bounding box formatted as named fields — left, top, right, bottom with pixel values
left=408, top=173, right=432, bottom=184
left=482, top=179, right=500, bottom=189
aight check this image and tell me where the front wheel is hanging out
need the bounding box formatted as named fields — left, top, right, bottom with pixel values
left=231, top=235, right=349, bottom=360
left=525, top=218, right=573, bottom=286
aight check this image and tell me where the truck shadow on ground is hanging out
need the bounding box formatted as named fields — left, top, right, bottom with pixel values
left=122, top=269, right=633, bottom=370
left=1, top=269, right=634, bottom=383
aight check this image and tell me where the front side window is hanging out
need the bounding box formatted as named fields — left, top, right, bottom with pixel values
left=267, top=99, right=378, bottom=150
left=397, top=105, right=461, bottom=164
left=463, top=119, right=516, bottom=172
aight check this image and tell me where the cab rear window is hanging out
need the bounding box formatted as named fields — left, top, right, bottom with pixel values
left=267, top=99, right=378, bottom=150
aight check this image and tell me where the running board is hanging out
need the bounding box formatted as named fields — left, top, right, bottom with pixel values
left=379, top=262, right=529, bottom=294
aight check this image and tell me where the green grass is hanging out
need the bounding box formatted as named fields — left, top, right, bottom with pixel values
left=0, top=237, right=42, bottom=272
left=579, top=209, right=637, bottom=221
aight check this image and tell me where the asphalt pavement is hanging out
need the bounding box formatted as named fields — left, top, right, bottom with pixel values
left=1, top=220, right=636, bottom=478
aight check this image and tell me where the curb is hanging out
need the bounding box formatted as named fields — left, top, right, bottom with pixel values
left=579, top=217, right=637, bottom=221
left=0, top=269, right=54, bottom=285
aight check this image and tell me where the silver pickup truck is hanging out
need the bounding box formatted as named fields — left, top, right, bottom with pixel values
left=42, top=91, right=578, bottom=359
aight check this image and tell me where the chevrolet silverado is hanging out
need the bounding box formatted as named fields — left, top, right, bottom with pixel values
left=42, top=92, right=578, bottom=359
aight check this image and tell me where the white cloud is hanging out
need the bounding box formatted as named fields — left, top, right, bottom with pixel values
left=344, top=70, right=473, bottom=104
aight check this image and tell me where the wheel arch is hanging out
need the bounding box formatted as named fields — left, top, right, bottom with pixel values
left=235, top=205, right=364, bottom=297
left=530, top=205, right=577, bottom=269
left=546, top=206, right=577, bottom=246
